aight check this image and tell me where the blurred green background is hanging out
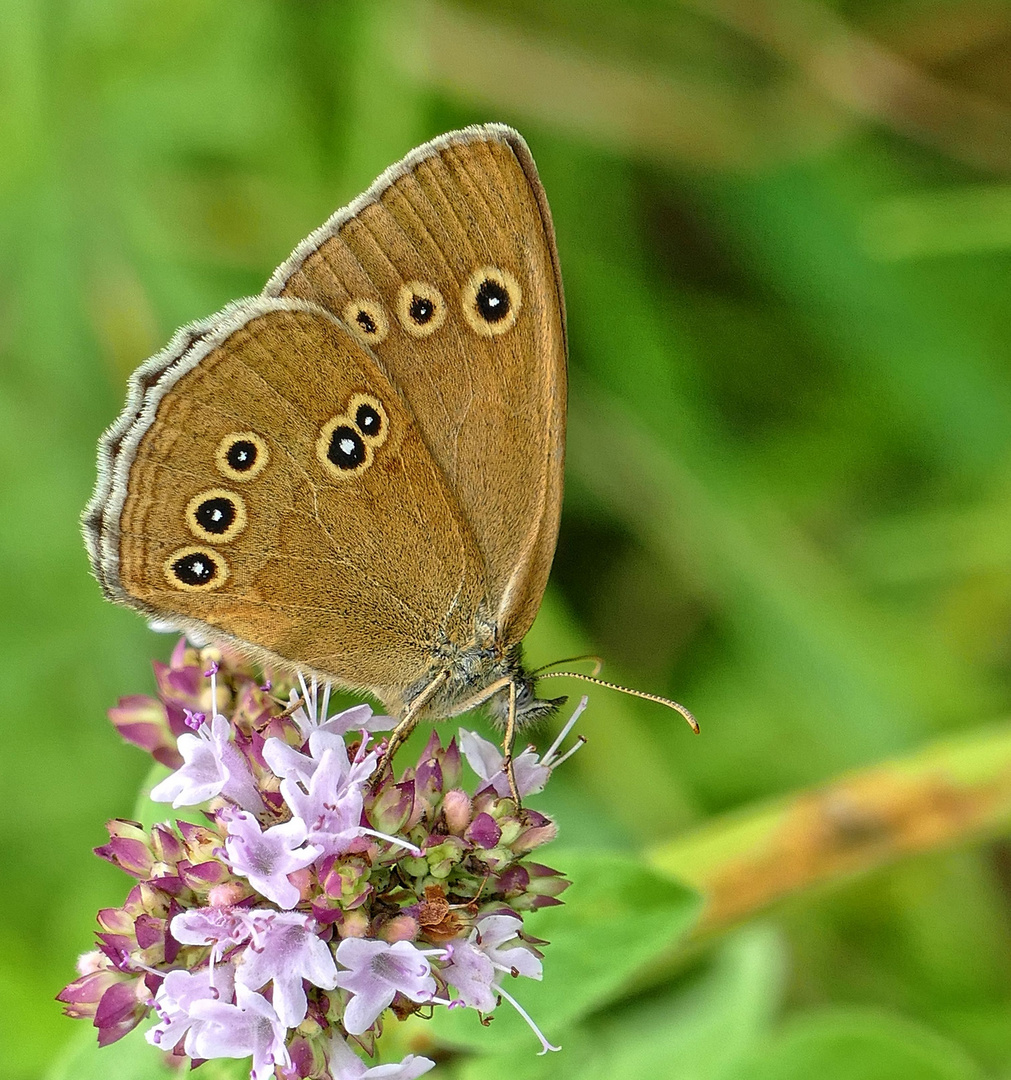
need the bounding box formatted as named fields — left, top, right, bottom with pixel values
left=5, top=1, right=1011, bottom=1077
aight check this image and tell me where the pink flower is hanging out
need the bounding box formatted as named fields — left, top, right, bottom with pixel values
left=150, top=713, right=263, bottom=812
left=285, top=674, right=393, bottom=740
left=234, top=911, right=338, bottom=1027
left=470, top=914, right=543, bottom=980
left=333, top=939, right=436, bottom=1035
left=171, top=905, right=254, bottom=963
left=268, top=732, right=380, bottom=859
left=222, top=810, right=322, bottom=909
left=325, top=1033, right=435, bottom=1079
left=458, top=697, right=587, bottom=798
left=439, top=939, right=496, bottom=1012
left=186, top=984, right=290, bottom=1080
left=440, top=915, right=555, bottom=1055
left=441, top=914, right=541, bottom=1009
left=146, top=964, right=235, bottom=1054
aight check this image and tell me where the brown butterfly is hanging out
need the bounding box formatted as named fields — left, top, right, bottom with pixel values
left=84, top=124, right=695, bottom=793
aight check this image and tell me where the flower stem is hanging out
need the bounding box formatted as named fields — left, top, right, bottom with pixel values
left=651, top=717, right=1011, bottom=941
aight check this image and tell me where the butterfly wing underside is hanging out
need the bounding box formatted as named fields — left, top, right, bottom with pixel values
left=267, top=124, right=567, bottom=644
left=86, top=299, right=488, bottom=707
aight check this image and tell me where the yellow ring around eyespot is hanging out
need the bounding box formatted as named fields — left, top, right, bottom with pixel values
left=215, top=431, right=269, bottom=482
left=342, top=298, right=390, bottom=346
left=462, top=266, right=522, bottom=336
left=396, top=281, right=447, bottom=338
left=184, top=489, right=248, bottom=544
left=163, top=546, right=229, bottom=592
left=346, top=392, right=390, bottom=449
left=316, top=415, right=375, bottom=480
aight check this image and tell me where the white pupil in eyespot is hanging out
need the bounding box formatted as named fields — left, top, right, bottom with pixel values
left=340, top=438, right=356, bottom=455
left=192, top=560, right=205, bottom=575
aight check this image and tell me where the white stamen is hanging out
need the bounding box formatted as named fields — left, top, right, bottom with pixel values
left=296, top=671, right=321, bottom=729
left=543, top=696, right=589, bottom=764
left=549, top=736, right=587, bottom=770
left=320, top=681, right=332, bottom=724
left=359, top=828, right=422, bottom=857
left=425, top=994, right=461, bottom=1008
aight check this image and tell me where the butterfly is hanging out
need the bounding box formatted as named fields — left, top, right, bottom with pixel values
left=84, top=124, right=695, bottom=794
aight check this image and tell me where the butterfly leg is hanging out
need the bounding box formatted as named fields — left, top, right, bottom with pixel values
left=379, top=669, right=450, bottom=778
left=444, top=676, right=523, bottom=803
left=502, top=678, right=521, bottom=804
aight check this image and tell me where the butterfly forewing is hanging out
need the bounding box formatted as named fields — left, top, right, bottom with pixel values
left=101, top=299, right=487, bottom=705
left=267, top=125, right=567, bottom=643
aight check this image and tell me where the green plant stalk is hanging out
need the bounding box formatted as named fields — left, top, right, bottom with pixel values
left=651, top=718, right=1011, bottom=940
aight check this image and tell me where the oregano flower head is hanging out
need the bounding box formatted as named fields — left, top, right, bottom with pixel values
left=60, top=642, right=580, bottom=1077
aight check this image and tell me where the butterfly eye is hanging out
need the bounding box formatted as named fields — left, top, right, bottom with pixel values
left=316, top=418, right=373, bottom=479
left=396, top=282, right=447, bottom=337
left=215, top=431, right=269, bottom=481
left=164, top=547, right=229, bottom=591
left=462, top=266, right=522, bottom=336
left=185, top=489, right=247, bottom=543
left=342, top=299, right=389, bottom=346
left=347, top=393, right=390, bottom=448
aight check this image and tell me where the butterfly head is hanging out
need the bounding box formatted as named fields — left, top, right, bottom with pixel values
left=491, top=679, right=567, bottom=729
left=472, top=643, right=567, bottom=729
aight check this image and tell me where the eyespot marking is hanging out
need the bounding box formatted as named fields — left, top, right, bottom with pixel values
left=347, top=393, right=389, bottom=449
left=343, top=299, right=389, bottom=346
left=462, top=266, right=522, bottom=336
left=316, top=417, right=373, bottom=478
left=215, top=432, right=269, bottom=481
left=396, top=281, right=447, bottom=337
left=185, top=489, right=247, bottom=543
left=164, top=547, right=229, bottom=591
left=356, top=403, right=380, bottom=434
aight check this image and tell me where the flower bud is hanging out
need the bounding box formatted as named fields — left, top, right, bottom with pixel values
left=338, top=908, right=369, bottom=939
left=381, top=914, right=419, bottom=942
left=442, top=788, right=472, bottom=835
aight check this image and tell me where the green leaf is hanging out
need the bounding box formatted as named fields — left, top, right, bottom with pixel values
left=429, top=850, right=700, bottom=1054
left=453, top=924, right=785, bottom=1080
left=46, top=1024, right=174, bottom=1080
left=46, top=1023, right=257, bottom=1080
left=730, top=1009, right=988, bottom=1080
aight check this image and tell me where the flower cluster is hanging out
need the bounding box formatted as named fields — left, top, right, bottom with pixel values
left=60, top=641, right=582, bottom=1079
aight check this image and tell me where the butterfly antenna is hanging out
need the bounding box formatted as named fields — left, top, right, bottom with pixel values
left=538, top=671, right=700, bottom=733
left=530, top=654, right=604, bottom=677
